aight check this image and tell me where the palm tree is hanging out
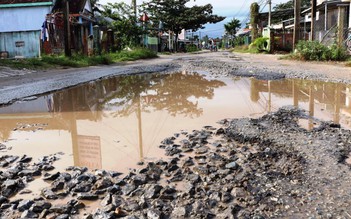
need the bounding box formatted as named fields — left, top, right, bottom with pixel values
left=224, top=18, right=241, bottom=45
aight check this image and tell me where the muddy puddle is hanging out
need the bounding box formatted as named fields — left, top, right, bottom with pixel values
left=1, top=71, right=351, bottom=177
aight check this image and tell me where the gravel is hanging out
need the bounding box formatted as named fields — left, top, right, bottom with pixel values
left=0, top=52, right=351, bottom=218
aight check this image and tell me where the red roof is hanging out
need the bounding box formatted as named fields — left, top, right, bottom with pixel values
left=0, top=0, right=51, bottom=4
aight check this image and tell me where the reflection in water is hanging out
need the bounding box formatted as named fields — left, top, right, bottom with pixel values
left=1, top=73, right=351, bottom=172
left=0, top=72, right=225, bottom=171
left=250, top=78, right=348, bottom=129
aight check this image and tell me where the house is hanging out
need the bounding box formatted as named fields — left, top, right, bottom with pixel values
left=234, top=28, right=252, bottom=46
left=44, top=0, right=96, bottom=55
left=0, top=0, right=54, bottom=58
left=258, top=8, right=298, bottom=51
left=309, top=0, right=350, bottom=50
left=258, top=0, right=350, bottom=52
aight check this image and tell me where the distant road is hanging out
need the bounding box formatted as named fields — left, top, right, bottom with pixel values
left=0, top=51, right=350, bottom=106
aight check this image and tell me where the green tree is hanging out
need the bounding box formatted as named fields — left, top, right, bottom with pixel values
left=271, top=0, right=311, bottom=24
left=273, top=0, right=310, bottom=10
left=144, top=0, right=225, bottom=51
left=99, top=2, right=144, bottom=49
left=224, top=18, right=241, bottom=40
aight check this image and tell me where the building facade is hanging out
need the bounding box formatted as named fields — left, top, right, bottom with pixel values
left=0, top=0, right=53, bottom=58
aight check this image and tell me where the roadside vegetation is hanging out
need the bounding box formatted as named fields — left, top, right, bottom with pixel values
left=288, top=41, right=349, bottom=62
left=0, top=48, right=157, bottom=70
left=185, top=44, right=201, bottom=53
left=231, top=39, right=351, bottom=68
left=231, top=37, right=270, bottom=54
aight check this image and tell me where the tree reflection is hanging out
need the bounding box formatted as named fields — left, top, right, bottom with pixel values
left=48, top=71, right=225, bottom=119
left=148, top=72, right=226, bottom=117
left=105, top=72, right=226, bottom=118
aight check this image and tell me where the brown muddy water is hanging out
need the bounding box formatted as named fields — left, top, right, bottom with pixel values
left=0, top=71, right=351, bottom=197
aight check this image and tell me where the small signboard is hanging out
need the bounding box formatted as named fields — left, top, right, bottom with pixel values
left=15, top=41, right=25, bottom=47
left=77, top=135, right=102, bottom=169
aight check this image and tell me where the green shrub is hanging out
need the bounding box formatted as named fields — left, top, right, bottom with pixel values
left=295, top=41, right=328, bottom=61
left=329, top=44, right=349, bottom=61
left=185, top=44, right=200, bottom=53
left=295, top=41, right=349, bottom=61
left=110, top=47, right=157, bottom=61
left=233, top=36, right=245, bottom=47
left=249, top=37, right=269, bottom=52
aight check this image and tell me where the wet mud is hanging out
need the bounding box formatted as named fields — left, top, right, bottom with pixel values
left=1, top=107, right=351, bottom=218
left=1, top=53, right=351, bottom=218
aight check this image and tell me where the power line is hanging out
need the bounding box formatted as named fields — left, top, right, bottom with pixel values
left=233, top=1, right=251, bottom=19
left=240, top=0, right=267, bottom=26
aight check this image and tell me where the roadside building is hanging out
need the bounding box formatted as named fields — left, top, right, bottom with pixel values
left=0, top=0, right=53, bottom=58
left=44, top=0, right=96, bottom=56
left=258, top=0, right=350, bottom=52
left=309, top=0, right=350, bottom=52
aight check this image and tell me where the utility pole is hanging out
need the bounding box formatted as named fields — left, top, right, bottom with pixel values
left=268, top=0, right=273, bottom=53
left=268, top=0, right=272, bottom=27
left=131, top=0, right=137, bottom=20
left=311, top=0, right=317, bottom=40
left=63, top=0, right=71, bottom=57
left=293, top=0, right=301, bottom=50
left=337, top=5, right=347, bottom=48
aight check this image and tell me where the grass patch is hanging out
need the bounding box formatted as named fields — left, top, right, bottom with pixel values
left=0, top=58, right=50, bottom=69
left=231, top=45, right=257, bottom=53
left=110, top=48, right=157, bottom=62
left=0, top=47, right=157, bottom=70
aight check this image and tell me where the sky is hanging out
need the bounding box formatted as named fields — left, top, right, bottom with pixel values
left=98, top=0, right=290, bottom=37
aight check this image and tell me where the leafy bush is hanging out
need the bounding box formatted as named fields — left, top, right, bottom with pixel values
left=185, top=44, right=200, bottom=53
left=295, top=41, right=349, bottom=61
left=329, top=44, right=349, bottom=61
left=233, top=36, right=245, bottom=47
left=249, top=37, right=269, bottom=52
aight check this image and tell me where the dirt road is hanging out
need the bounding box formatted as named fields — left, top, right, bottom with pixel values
left=1, top=52, right=351, bottom=218
left=0, top=51, right=350, bottom=106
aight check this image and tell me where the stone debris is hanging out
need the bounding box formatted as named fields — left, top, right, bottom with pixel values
left=1, top=107, right=351, bottom=218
